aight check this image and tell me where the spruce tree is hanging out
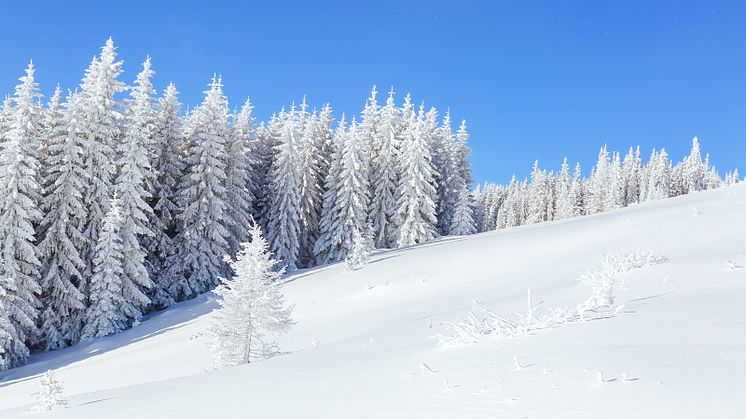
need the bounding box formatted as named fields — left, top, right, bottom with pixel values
left=80, top=38, right=126, bottom=285
left=38, top=88, right=87, bottom=349
left=369, top=88, right=399, bottom=248
left=394, top=101, right=438, bottom=246
left=267, top=108, right=302, bottom=270
left=148, top=83, right=184, bottom=307
left=81, top=197, right=126, bottom=339
left=225, top=98, right=256, bottom=257
left=0, top=62, right=43, bottom=366
left=114, top=58, right=157, bottom=324
left=450, top=185, right=476, bottom=235
left=170, top=76, right=232, bottom=300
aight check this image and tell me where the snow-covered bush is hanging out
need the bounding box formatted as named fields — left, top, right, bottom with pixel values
left=345, top=230, right=370, bottom=271
left=437, top=250, right=667, bottom=346
left=34, top=370, right=66, bottom=411
left=208, top=223, right=295, bottom=367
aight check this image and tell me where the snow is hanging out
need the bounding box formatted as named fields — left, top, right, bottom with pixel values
left=0, top=184, right=745, bottom=418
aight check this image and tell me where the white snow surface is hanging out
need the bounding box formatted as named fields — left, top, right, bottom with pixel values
left=1, top=184, right=745, bottom=418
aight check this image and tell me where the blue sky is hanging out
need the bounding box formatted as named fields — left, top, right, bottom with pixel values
left=0, top=0, right=744, bottom=184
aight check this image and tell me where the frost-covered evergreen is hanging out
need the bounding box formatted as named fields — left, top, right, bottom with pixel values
left=148, top=83, right=183, bottom=307
left=297, top=106, right=324, bottom=267
left=554, top=158, right=574, bottom=220
left=267, top=108, right=302, bottom=271
left=79, top=38, right=126, bottom=285
left=114, top=58, right=157, bottom=324
left=0, top=63, right=43, bottom=367
left=394, top=100, right=438, bottom=246
left=345, top=230, right=370, bottom=271
left=81, top=197, right=126, bottom=339
left=225, top=98, right=256, bottom=257
left=314, top=117, right=370, bottom=264
left=208, top=223, right=293, bottom=367
left=38, top=87, right=87, bottom=349
left=170, top=76, right=232, bottom=300
left=369, top=88, right=399, bottom=248
left=450, top=186, right=476, bottom=236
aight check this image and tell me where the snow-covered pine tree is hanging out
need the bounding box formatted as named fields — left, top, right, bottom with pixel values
left=646, top=148, right=671, bottom=201
left=0, top=284, right=13, bottom=370
left=225, top=98, right=256, bottom=257
left=297, top=110, right=324, bottom=267
left=571, top=162, right=585, bottom=216
left=526, top=161, right=547, bottom=224
left=170, top=76, right=233, bottom=300
left=450, top=185, right=476, bottom=235
left=114, top=57, right=157, bottom=325
left=394, top=99, right=438, bottom=247
left=314, top=117, right=370, bottom=263
left=81, top=197, right=126, bottom=339
left=369, top=88, right=399, bottom=248
left=621, top=146, right=642, bottom=206
left=251, top=115, right=281, bottom=233
left=79, top=38, right=126, bottom=284
left=267, top=106, right=303, bottom=270
left=0, top=62, right=43, bottom=366
left=38, top=88, right=87, bottom=349
left=147, top=83, right=183, bottom=308
left=208, top=223, right=294, bottom=367
left=453, top=119, right=473, bottom=189
left=682, top=136, right=705, bottom=193
left=603, top=152, right=624, bottom=211
left=554, top=158, right=574, bottom=219
left=314, top=116, right=345, bottom=264
left=345, top=229, right=370, bottom=271
left=587, top=145, right=609, bottom=214
left=358, top=85, right=378, bottom=188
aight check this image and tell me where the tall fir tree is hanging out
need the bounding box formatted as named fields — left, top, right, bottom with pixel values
left=314, top=117, right=370, bottom=264
left=394, top=100, right=438, bottom=246
left=267, top=108, right=303, bottom=270
left=0, top=63, right=43, bottom=366
left=225, top=98, right=256, bottom=257
left=81, top=197, right=127, bottom=339
left=38, top=88, right=87, bottom=349
left=148, top=83, right=184, bottom=307
left=369, top=88, right=399, bottom=248
left=114, top=58, right=157, bottom=324
left=170, top=76, right=233, bottom=300
left=79, top=38, right=126, bottom=288
left=450, top=185, right=476, bottom=235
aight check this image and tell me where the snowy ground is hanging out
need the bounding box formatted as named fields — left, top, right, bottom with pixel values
left=0, top=184, right=744, bottom=418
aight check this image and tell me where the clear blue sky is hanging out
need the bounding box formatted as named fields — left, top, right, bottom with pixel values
left=1, top=0, right=744, bottom=184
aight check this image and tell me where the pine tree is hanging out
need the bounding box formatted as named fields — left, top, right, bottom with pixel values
left=80, top=38, right=126, bottom=286
left=369, top=88, right=399, bottom=248
left=603, top=152, right=623, bottom=211
left=38, top=87, right=87, bottom=349
left=170, top=76, right=233, bottom=300
left=588, top=145, right=609, bottom=214
left=450, top=185, right=476, bottom=235
left=81, top=197, right=126, bottom=339
left=267, top=107, right=303, bottom=271
left=225, top=98, right=256, bottom=257
left=148, top=83, right=184, bottom=308
left=208, top=223, right=294, bottom=368
left=527, top=161, right=547, bottom=224
left=394, top=100, right=438, bottom=246
left=297, top=110, right=324, bottom=267
left=114, top=57, right=157, bottom=324
left=345, top=230, right=370, bottom=271
left=646, top=148, right=671, bottom=201
left=683, top=137, right=705, bottom=193
left=314, top=118, right=370, bottom=264
left=0, top=62, right=43, bottom=366
left=554, top=158, right=574, bottom=219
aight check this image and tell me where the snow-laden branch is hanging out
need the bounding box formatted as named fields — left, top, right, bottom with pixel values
left=436, top=249, right=668, bottom=346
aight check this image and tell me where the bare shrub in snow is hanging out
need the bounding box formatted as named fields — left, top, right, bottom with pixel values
left=436, top=249, right=667, bottom=346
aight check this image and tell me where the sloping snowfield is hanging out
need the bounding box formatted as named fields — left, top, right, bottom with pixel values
left=0, top=184, right=744, bottom=418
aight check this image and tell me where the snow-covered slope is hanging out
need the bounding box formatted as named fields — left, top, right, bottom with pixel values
left=1, top=185, right=745, bottom=418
